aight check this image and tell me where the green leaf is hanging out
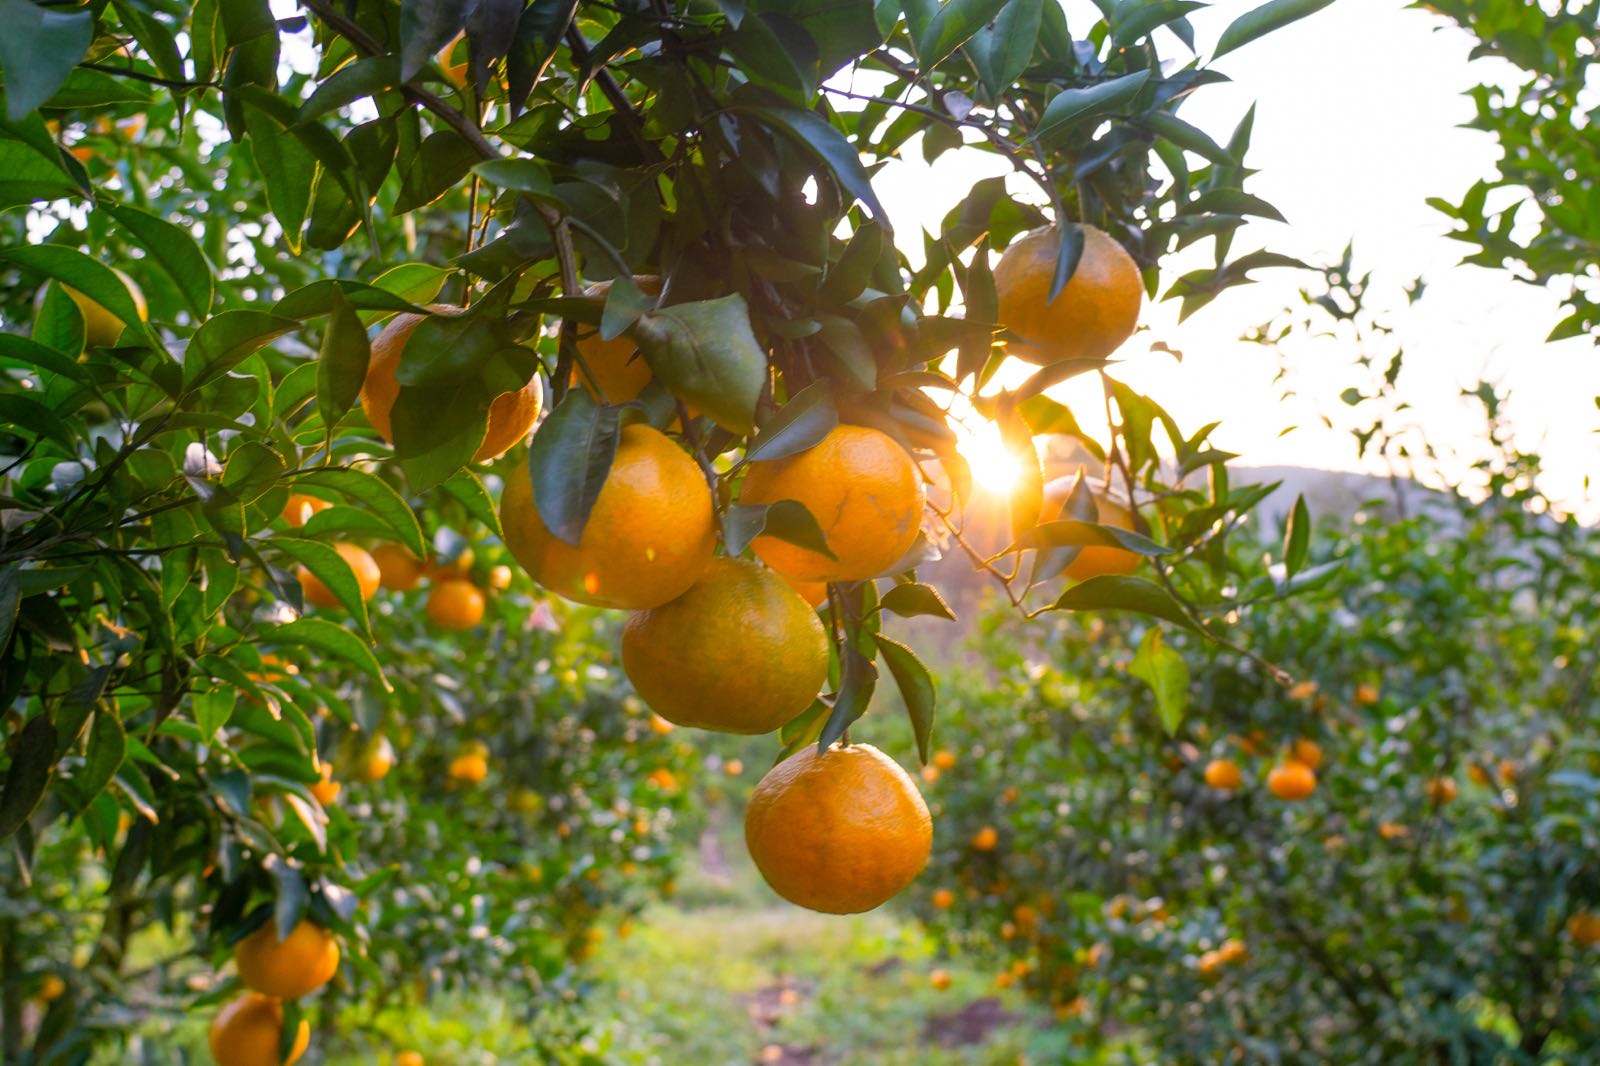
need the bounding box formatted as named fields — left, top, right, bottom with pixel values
left=77, top=709, right=126, bottom=808
left=274, top=279, right=423, bottom=319
left=0, top=0, right=92, bottom=120
left=0, top=393, right=74, bottom=448
left=1111, top=0, right=1204, bottom=46
left=917, top=0, right=1007, bottom=69
left=0, top=140, right=80, bottom=208
left=872, top=633, right=936, bottom=764
left=1129, top=627, right=1189, bottom=734
left=526, top=389, right=621, bottom=546
left=371, top=263, right=453, bottom=306
left=183, top=311, right=298, bottom=391
left=297, top=54, right=403, bottom=123
left=395, top=130, right=479, bottom=214
left=473, top=157, right=555, bottom=197
left=242, top=101, right=317, bottom=254
left=399, top=0, right=468, bottom=80
left=742, top=383, right=838, bottom=465
left=0, top=567, right=19, bottom=652
left=1282, top=493, right=1310, bottom=579
left=878, top=582, right=956, bottom=622
left=741, top=106, right=890, bottom=226
left=1214, top=0, right=1335, bottom=58
left=817, top=641, right=877, bottom=752
left=273, top=538, right=373, bottom=637
left=194, top=687, right=238, bottom=743
left=1013, top=520, right=1168, bottom=556
left=1033, top=69, right=1150, bottom=142
left=316, top=288, right=371, bottom=430
left=0, top=713, right=55, bottom=840
left=270, top=618, right=390, bottom=691
left=292, top=469, right=427, bottom=560
left=442, top=469, right=503, bottom=541
left=101, top=202, right=216, bottom=317
left=1048, top=575, right=1198, bottom=631
left=722, top=500, right=836, bottom=560
left=965, top=0, right=1042, bottom=98
left=631, top=294, right=768, bottom=435
left=221, top=442, right=287, bottom=503
left=0, top=245, right=149, bottom=344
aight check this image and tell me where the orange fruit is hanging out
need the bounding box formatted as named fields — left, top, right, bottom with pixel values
left=745, top=744, right=931, bottom=914
left=487, top=564, right=513, bottom=590
left=740, top=425, right=924, bottom=582
left=920, top=764, right=940, bottom=785
left=647, top=767, right=678, bottom=791
left=1216, top=938, right=1248, bottom=964
left=929, top=969, right=952, bottom=991
left=448, top=752, right=489, bottom=784
left=1426, top=777, right=1458, bottom=805
left=647, top=714, right=675, bottom=735
left=65, top=267, right=148, bottom=349
left=971, top=826, right=999, bottom=851
left=234, top=920, right=340, bottom=999
left=1378, top=822, right=1409, bottom=840
left=1467, top=763, right=1490, bottom=787
left=209, top=993, right=310, bottom=1066
left=621, top=557, right=829, bottom=734
left=309, top=761, right=340, bottom=805
left=932, top=750, right=957, bottom=771
left=500, top=424, right=714, bottom=609
left=438, top=32, right=467, bottom=86
left=992, top=224, right=1141, bottom=365
left=572, top=277, right=662, bottom=404
left=1354, top=683, right=1380, bottom=706
left=426, top=580, right=485, bottom=630
left=281, top=494, right=330, bottom=528
left=297, top=543, right=381, bottom=610
left=1290, top=738, right=1323, bottom=770
left=423, top=546, right=475, bottom=582
left=1203, top=758, right=1242, bottom=790
left=37, top=974, right=65, bottom=1002
left=784, top=575, right=828, bottom=608
left=1063, top=498, right=1141, bottom=582
left=931, top=888, right=956, bottom=910
left=395, top=1053, right=425, bottom=1066
left=725, top=759, right=744, bottom=776
left=370, top=543, right=425, bottom=591
left=1569, top=911, right=1600, bottom=946
left=362, top=737, right=395, bottom=782
left=360, top=307, right=541, bottom=463
left=1287, top=679, right=1319, bottom=700
left=1266, top=761, right=1316, bottom=801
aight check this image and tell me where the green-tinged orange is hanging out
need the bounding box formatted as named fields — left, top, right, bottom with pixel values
left=993, top=224, right=1142, bottom=365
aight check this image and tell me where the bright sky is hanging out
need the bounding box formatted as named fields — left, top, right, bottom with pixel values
left=869, top=1, right=1600, bottom=513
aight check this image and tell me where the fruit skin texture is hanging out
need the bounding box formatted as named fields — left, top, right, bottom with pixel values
left=359, top=307, right=541, bottom=463
left=745, top=743, right=931, bottom=915
left=1267, top=761, right=1317, bottom=801
left=621, top=557, right=828, bottom=735
left=426, top=580, right=485, bottom=631
left=740, top=424, right=924, bottom=583
left=992, top=224, right=1142, bottom=365
left=573, top=277, right=661, bottom=403
left=1203, top=758, right=1243, bottom=790
left=1063, top=498, right=1141, bottom=582
left=235, top=921, right=340, bottom=1000
left=65, top=267, right=148, bottom=349
left=370, top=543, right=425, bottom=591
left=500, top=424, right=714, bottom=610
left=209, top=994, right=310, bottom=1066
left=298, top=543, right=381, bottom=609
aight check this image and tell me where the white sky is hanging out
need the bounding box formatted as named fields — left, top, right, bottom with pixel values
left=869, top=0, right=1600, bottom=513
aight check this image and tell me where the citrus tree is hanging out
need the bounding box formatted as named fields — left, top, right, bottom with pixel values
left=914, top=271, right=1600, bottom=1062
left=0, top=0, right=1339, bottom=1060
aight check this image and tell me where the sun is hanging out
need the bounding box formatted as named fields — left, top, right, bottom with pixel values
left=953, top=417, right=1022, bottom=496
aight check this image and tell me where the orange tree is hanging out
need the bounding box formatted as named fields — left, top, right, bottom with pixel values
left=913, top=272, right=1600, bottom=1062
left=0, top=0, right=1338, bottom=1060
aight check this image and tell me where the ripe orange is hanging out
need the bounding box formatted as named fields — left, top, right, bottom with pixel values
left=920, top=764, right=940, bottom=785
left=971, top=826, right=999, bottom=851
left=395, top=1053, right=425, bottom=1066
left=360, top=307, right=541, bottom=463
left=1426, top=776, right=1458, bottom=804
left=1569, top=911, right=1600, bottom=946
left=1290, top=738, right=1323, bottom=770
left=784, top=575, right=828, bottom=608
left=647, top=767, right=678, bottom=791
left=209, top=993, right=310, bottom=1066
left=423, top=547, right=475, bottom=582
left=745, top=744, right=931, bottom=914
left=437, top=31, right=467, bottom=86
left=487, top=564, right=513, bottom=590
left=740, top=424, right=924, bottom=582
left=933, top=750, right=957, bottom=771
left=1203, top=758, right=1242, bottom=791
left=281, top=494, right=331, bottom=529
left=298, top=543, right=381, bottom=610
left=234, top=920, right=340, bottom=999
left=1287, top=679, right=1319, bottom=700
left=37, top=974, right=65, bottom=1002
left=362, top=737, right=395, bottom=782
left=1378, top=822, right=1409, bottom=841
left=931, top=888, right=956, bottom=910
left=448, top=752, right=489, bottom=784
left=1267, top=761, right=1317, bottom=801
left=647, top=714, right=675, bottom=735
left=929, top=969, right=952, bottom=991
left=572, top=277, right=662, bottom=404
left=993, top=224, right=1141, bottom=365
left=1063, top=498, right=1141, bottom=582
left=426, top=580, right=485, bottom=630
left=1354, top=682, right=1380, bottom=706
left=501, top=424, right=714, bottom=609
left=725, top=759, right=744, bottom=776
left=621, top=557, right=828, bottom=734
left=309, top=760, right=340, bottom=805
left=370, top=543, right=425, bottom=591
left=65, top=267, right=148, bottom=349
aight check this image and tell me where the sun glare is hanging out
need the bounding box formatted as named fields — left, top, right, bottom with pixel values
left=954, top=418, right=1023, bottom=496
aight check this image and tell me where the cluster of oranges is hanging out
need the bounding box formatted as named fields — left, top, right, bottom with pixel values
left=1203, top=734, right=1322, bottom=802
left=206, top=919, right=337, bottom=1066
